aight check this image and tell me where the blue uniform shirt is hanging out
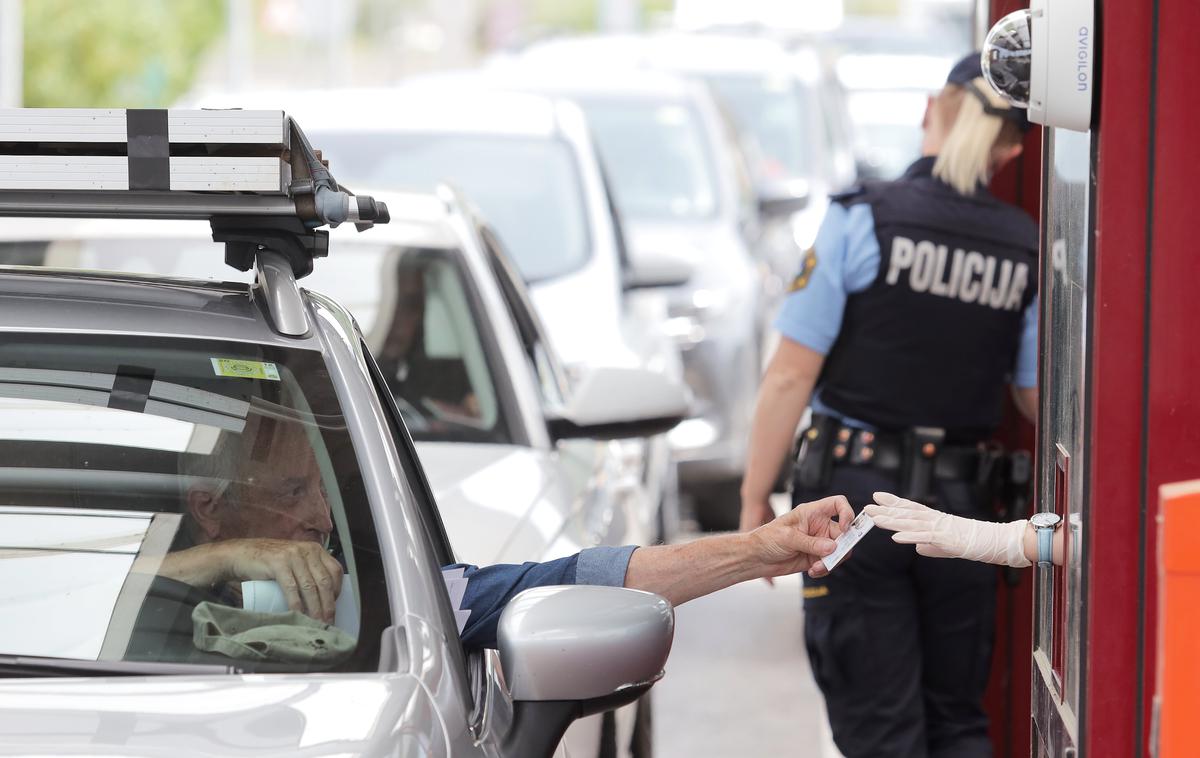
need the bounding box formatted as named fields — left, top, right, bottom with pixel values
left=774, top=202, right=1038, bottom=424
left=452, top=545, right=637, bottom=649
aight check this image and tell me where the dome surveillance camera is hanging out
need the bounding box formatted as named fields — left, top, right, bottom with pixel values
left=982, top=0, right=1095, bottom=132
left=982, top=10, right=1033, bottom=108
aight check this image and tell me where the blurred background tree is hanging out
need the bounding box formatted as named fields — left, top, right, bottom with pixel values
left=22, top=0, right=224, bottom=106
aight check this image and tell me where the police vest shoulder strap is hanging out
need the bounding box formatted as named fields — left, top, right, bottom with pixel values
left=830, top=180, right=887, bottom=209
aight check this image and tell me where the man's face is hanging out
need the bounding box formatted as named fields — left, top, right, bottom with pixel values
left=201, top=417, right=334, bottom=545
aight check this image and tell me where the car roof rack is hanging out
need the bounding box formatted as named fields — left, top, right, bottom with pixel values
left=0, top=108, right=390, bottom=279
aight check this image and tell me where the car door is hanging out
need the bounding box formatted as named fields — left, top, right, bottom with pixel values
left=352, top=330, right=514, bottom=758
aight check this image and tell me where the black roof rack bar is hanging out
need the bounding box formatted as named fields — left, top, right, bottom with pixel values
left=0, top=190, right=298, bottom=219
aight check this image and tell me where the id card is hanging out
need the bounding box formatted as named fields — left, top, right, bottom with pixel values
left=823, top=512, right=875, bottom=571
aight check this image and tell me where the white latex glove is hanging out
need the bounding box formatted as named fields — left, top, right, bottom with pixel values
left=862, top=491, right=1032, bottom=568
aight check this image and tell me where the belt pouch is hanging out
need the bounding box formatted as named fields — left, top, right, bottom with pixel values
left=900, top=426, right=945, bottom=503
left=794, top=414, right=838, bottom=491
left=999, top=450, right=1033, bottom=520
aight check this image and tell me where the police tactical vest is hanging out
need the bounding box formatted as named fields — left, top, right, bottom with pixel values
left=818, top=157, right=1038, bottom=440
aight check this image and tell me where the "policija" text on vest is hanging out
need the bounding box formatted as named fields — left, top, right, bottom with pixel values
left=885, top=236, right=1029, bottom=311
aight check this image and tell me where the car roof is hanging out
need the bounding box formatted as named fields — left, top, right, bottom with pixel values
left=0, top=265, right=299, bottom=345
left=488, top=51, right=700, bottom=102
left=836, top=53, right=954, bottom=92
left=187, top=83, right=568, bottom=139
left=507, top=32, right=819, bottom=83
left=0, top=190, right=464, bottom=344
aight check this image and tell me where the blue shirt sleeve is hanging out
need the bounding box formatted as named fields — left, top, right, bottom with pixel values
left=1014, top=296, right=1039, bottom=388
left=452, top=545, right=637, bottom=649
left=773, top=202, right=881, bottom=354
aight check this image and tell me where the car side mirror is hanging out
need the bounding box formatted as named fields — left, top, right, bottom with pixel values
left=498, top=585, right=674, bottom=758
left=623, top=245, right=695, bottom=290
left=545, top=366, right=690, bottom=441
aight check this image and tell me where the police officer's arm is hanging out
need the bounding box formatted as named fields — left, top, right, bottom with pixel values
left=740, top=339, right=824, bottom=529
left=1012, top=386, right=1038, bottom=423
left=866, top=492, right=1065, bottom=567
left=1011, top=296, right=1040, bottom=423
left=740, top=203, right=874, bottom=533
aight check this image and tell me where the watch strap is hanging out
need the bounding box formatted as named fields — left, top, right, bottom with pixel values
left=1037, top=524, right=1054, bottom=567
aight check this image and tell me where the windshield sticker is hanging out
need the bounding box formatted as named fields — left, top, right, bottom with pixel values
left=210, top=358, right=280, bottom=381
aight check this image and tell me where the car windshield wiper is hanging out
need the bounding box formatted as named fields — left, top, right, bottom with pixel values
left=0, top=654, right=241, bottom=678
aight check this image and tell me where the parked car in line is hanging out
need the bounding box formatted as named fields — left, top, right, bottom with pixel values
left=0, top=184, right=681, bottom=756
left=0, top=187, right=689, bottom=757
left=485, top=60, right=767, bottom=529
left=545, top=33, right=845, bottom=343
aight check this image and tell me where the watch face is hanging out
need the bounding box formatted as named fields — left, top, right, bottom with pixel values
left=1030, top=512, right=1062, bottom=529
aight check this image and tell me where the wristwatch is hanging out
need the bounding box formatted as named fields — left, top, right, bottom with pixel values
left=1030, top=512, right=1062, bottom=567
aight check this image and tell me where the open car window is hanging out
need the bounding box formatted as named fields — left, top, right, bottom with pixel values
left=0, top=334, right=391, bottom=673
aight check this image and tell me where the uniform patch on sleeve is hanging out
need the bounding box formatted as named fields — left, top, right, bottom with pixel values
left=788, top=247, right=818, bottom=292
left=803, top=585, right=830, bottom=599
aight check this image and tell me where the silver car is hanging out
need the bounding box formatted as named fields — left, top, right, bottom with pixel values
left=0, top=199, right=674, bottom=755
left=488, top=61, right=767, bottom=529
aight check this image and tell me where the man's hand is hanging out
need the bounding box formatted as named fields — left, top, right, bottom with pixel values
left=223, top=539, right=344, bottom=622
left=623, top=495, right=857, bottom=606
left=159, top=539, right=344, bottom=623
left=749, top=495, right=856, bottom=579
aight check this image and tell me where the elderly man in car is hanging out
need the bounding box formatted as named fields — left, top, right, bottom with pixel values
left=160, top=410, right=852, bottom=649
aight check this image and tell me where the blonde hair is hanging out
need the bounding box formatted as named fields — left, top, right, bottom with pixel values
left=932, top=77, right=1024, bottom=195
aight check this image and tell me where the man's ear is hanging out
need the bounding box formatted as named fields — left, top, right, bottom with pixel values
left=187, top=488, right=224, bottom=541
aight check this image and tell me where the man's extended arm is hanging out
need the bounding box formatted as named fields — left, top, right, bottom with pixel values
left=457, top=496, right=855, bottom=648
left=626, top=494, right=852, bottom=604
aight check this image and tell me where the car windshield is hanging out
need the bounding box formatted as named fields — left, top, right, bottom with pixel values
left=0, top=236, right=515, bottom=447
left=575, top=98, right=720, bottom=223
left=308, top=131, right=591, bottom=283
left=0, top=334, right=391, bottom=673
left=703, top=73, right=816, bottom=181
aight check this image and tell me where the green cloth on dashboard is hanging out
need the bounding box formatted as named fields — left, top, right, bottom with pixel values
left=192, top=601, right=355, bottom=663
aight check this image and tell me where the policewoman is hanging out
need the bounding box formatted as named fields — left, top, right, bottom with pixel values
left=739, top=53, right=1038, bottom=758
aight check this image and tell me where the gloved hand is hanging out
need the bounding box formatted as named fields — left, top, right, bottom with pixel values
left=862, top=491, right=1032, bottom=568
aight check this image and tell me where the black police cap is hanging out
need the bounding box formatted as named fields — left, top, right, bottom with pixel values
left=947, top=51, right=1031, bottom=132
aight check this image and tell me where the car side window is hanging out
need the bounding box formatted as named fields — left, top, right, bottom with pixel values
left=477, top=225, right=572, bottom=408
left=367, top=250, right=516, bottom=446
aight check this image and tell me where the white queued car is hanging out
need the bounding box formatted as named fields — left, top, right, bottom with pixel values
left=1, top=187, right=689, bottom=757
left=486, top=60, right=766, bottom=529
left=187, top=85, right=688, bottom=542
